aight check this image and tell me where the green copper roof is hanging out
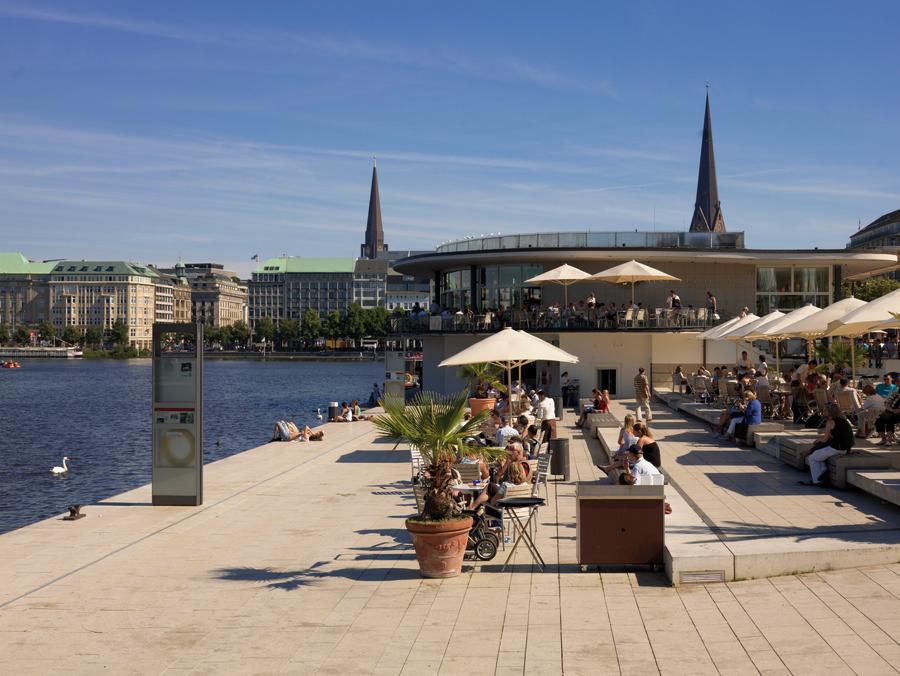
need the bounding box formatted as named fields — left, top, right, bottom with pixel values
left=0, top=252, right=56, bottom=275
left=255, top=257, right=355, bottom=274
left=50, top=261, right=159, bottom=277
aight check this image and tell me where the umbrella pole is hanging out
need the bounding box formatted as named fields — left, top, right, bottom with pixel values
left=851, top=336, right=856, bottom=385
left=775, top=340, right=780, bottom=379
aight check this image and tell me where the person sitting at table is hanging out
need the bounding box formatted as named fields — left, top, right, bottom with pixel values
left=857, top=384, right=884, bottom=438
left=513, top=414, right=530, bottom=434
left=523, top=424, right=541, bottom=456
left=875, top=391, right=900, bottom=446
left=468, top=455, right=530, bottom=511
left=715, top=394, right=747, bottom=437
left=459, top=446, right=490, bottom=480
left=633, top=422, right=662, bottom=468
left=876, top=374, right=896, bottom=398
left=495, top=415, right=518, bottom=447
left=605, top=302, right=618, bottom=325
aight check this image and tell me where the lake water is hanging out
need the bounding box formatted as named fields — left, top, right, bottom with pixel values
left=0, top=358, right=383, bottom=534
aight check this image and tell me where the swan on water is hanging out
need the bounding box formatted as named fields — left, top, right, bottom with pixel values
left=316, top=408, right=323, bottom=421
left=51, top=457, right=69, bottom=475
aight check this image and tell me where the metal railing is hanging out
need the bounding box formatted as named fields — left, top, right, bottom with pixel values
left=434, top=231, right=745, bottom=253
left=390, top=308, right=727, bottom=334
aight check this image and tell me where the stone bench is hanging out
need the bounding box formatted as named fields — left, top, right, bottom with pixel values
left=828, top=452, right=898, bottom=489
left=740, top=422, right=784, bottom=446
left=585, top=412, right=619, bottom=438
left=847, top=470, right=900, bottom=507
left=778, top=435, right=818, bottom=470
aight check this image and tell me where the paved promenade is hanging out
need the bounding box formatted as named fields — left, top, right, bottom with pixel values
left=3, top=414, right=900, bottom=674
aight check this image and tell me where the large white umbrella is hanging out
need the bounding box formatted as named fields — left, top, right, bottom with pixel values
left=696, top=315, right=742, bottom=340
left=438, top=327, right=578, bottom=405
left=720, top=311, right=784, bottom=340
left=701, top=313, right=758, bottom=341
left=777, top=296, right=867, bottom=364
left=708, top=313, right=761, bottom=364
left=823, top=289, right=900, bottom=380
left=525, top=264, right=592, bottom=307
left=589, top=260, right=680, bottom=307
left=746, top=304, right=822, bottom=377
left=872, top=312, right=900, bottom=331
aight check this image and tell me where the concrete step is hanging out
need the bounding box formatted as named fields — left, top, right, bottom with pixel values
left=847, top=470, right=900, bottom=507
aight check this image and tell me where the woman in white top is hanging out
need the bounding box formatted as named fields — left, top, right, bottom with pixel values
left=617, top=414, right=637, bottom=454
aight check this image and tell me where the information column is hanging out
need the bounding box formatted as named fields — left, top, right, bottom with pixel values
left=152, top=323, right=203, bottom=506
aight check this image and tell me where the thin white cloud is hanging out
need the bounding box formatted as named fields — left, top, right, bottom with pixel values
left=0, top=2, right=615, bottom=97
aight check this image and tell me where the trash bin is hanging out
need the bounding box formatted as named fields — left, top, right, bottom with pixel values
left=549, top=438, right=570, bottom=481
left=327, top=401, right=340, bottom=420
left=553, top=396, right=564, bottom=416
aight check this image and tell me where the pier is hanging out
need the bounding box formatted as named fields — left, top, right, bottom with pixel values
left=2, top=410, right=900, bottom=674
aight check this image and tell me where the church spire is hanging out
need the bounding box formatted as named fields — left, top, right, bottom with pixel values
left=361, top=158, right=386, bottom=259
left=689, top=90, right=726, bottom=233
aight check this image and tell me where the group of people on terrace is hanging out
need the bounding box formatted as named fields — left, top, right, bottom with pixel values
left=674, top=353, right=900, bottom=487
left=403, top=290, right=728, bottom=331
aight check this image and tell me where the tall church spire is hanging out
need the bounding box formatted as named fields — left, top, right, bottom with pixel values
left=689, top=91, right=726, bottom=233
left=361, top=158, right=386, bottom=259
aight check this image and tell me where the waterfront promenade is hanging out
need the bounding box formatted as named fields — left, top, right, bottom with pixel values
left=3, top=413, right=900, bottom=674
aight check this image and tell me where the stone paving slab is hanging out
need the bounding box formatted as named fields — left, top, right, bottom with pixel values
left=3, top=411, right=900, bottom=674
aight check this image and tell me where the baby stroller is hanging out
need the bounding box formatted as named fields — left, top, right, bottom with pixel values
left=463, top=504, right=503, bottom=561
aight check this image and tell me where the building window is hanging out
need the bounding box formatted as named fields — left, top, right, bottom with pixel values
left=756, top=266, right=831, bottom=314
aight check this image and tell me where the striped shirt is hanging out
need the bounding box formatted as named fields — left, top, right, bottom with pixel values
left=634, top=373, right=649, bottom=399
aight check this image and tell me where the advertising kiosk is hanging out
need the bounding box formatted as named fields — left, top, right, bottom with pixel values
left=152, top=323, right=203, bottom=506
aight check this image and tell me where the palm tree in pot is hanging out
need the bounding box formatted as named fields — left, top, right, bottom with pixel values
left=458, top=362, right=505, bottom=416
left=373, top=389, right=488, bottom=578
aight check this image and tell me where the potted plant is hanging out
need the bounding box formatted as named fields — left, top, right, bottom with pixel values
left=459, top=362, right=505, bottom=416
left=373, top=390, right=488, bottom=578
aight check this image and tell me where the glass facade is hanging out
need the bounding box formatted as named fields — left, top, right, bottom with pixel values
left=440, top=264, right=543, bottom=311
left=756, top=266, right=832, bottom=314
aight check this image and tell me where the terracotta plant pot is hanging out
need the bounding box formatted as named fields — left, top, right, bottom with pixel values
left=469, top=397, right=496, bottom=416
left=406, top=516, right=473, bottom=579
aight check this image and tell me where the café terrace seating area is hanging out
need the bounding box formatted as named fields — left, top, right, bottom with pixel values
left=391, top=305, right=723, bottom=333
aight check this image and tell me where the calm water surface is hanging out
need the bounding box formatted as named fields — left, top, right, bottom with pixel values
left=0, top=358, right=383, bottom=533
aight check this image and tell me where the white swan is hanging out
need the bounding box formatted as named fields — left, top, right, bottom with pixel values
left=51, top=457, right=69, bottom=475
left=316, top=408, right=323, bottom=421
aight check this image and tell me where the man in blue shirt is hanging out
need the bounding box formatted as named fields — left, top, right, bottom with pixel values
left=876, top=374, right=896, bottom=398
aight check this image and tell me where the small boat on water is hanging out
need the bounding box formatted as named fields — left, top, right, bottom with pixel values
left=1, top=361, right=21, bottom=369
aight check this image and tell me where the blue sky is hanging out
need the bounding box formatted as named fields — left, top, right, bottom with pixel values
left=1, top=1, right=898, bottom=276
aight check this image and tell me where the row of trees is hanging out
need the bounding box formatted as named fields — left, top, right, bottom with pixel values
left=0, top=304, right=399, bottom=352
left=0, top=320, right=130, bottom=348
left=205, top=305, right=393, bottom=351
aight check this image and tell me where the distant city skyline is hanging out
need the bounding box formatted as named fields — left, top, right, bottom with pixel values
left=1, top=1, right=899, bottom=277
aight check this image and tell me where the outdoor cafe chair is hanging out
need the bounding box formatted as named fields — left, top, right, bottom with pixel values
left=533, top=453, right=551, bottom=497
left=813, top=388, right=830, bottom=416
left=453, top=463, right=483, bottom=483
left=635, top=307, right=647, bottom=327
left=696, top=307, right=708, bottom=325
left=623, top=308, right=634, bottom=327
left=498, top=493, right=546, bottom=572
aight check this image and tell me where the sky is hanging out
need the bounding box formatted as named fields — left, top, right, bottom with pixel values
left=1, top=1, right=899, bottom=277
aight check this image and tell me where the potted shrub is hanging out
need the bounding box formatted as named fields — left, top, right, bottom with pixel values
left=373, top=390, right=488, bottom=578
left=459, top=362, right=505, bottom=416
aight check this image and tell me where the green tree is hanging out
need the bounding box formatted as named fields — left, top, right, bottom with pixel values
left=842, top=277, right=900, bottom=302
left=325, top=310, right=344, bottom=346
left=62, top=325, right=82, bottom=346
left=344, top=303, right=367, bottom=348
left=84, top=325, right=104, bottom=348
left=204, top=324, right=221, bottom=347
left=300, top=309, right=322, bottom=348
left=366, top=306, right=390, bottom=340
left=15, top=325, right=32, bottom=345
left=230, top=320, right=250, bottom=348
left=111, top=319, right=129, bottom=346
left=254, top=316, right=275, bottom=344
left=276, top=318, right=299, bottom=351
left=0, top=324, right=9, bottom=344
left=37, top=319, right=55, bottom=343
left=218, top=325, right=232, bottom=349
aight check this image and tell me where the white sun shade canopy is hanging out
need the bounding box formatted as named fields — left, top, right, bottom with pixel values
left=719, top=311, right=785, bottom=340
left=695, top=315, right=742, bottom=340
left=823, top=288, right=900, bottom=337
left=524, top=263, right=592, bottom=285
left=438, top=327, right=579, bottom=369
left=589, top=260, right=681, bottom=284
left=699, top=314, right=758, bottom=341
left=775, top=297, right=867, bottom=339
left=748, top=304, right=822, bottom=340
left=707, top=313, right=760, bottom=341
